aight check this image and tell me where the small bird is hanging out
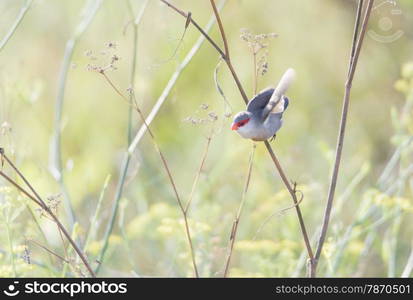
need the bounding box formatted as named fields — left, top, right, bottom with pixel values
left=231, top=68, right=295, bottom=141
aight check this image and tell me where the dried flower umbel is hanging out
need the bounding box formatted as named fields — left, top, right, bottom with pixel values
left=183, top=104, right=219, bottom=126
left=240, top=28, right=278, bottom=94
left=85, top=41, right=120, bottom=73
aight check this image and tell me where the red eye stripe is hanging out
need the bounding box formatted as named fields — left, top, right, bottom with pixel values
left=237, top=118, right=250, bottom=127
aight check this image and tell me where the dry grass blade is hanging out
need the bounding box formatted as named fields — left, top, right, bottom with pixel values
left=213, top=58, right=232, bottom=117
left=223, top=143, right=255, bottom=277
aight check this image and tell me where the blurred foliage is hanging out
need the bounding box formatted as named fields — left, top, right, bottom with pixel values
left=0, top=0, right=412, bottom=277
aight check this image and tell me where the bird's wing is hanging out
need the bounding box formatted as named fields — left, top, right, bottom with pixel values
left=246, top=87, right=274, bottom=112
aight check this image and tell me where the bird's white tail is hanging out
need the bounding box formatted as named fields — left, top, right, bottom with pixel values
left=262, top=68, right=295, bottom=119
left=266, top=68, right=295, bottom=110
left=274, top=68, right=296, bottom=96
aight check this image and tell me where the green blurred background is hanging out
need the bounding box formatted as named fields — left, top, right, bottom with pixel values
left=0, top=0, right=412, bottom=277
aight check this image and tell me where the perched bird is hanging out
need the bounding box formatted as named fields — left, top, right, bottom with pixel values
left=231, top=68, right=295, bottom=141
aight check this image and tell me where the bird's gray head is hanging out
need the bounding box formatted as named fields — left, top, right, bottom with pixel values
left=231, top=111, right=252, bottom=131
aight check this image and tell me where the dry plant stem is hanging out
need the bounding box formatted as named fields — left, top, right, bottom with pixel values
left=94, top=0, right=148, bottom=276
left=160, top=0, right=225, bottom=57
left=29, top=239, right=70, bottom=264
left=0, top=0, right=33, bottom=52
left=207, top=0, right=249, bottom=102
left=127, top=1, right=226, bottom=154
left=313, top=0, right=374, bottom=275
left=50, top=0, right=102, bottom=230
left=0, top=152, right=95, bottom=277
left=253, top=52, right=258, bottom=95
left=209, top=0, right=229, bottom=58
left=57, top=227, right=69, bottom=262
left=209, top=0, right=315, bottom=271
left=223, top=143, right=255, bottom=277
left=253, top=186, right=304, bottom=241
left=84, top=175, right=110, bottom=253
left=96, top=4, right=225, bottom=275
left=162, top=0, right=314, bottom=273
left=99, top=72, right=199, bottom=277
left=264, top=142, right=314, bottom=263
left=184, top=133, right=213, bottom=213
left=26, top=205, right=55, bottom=265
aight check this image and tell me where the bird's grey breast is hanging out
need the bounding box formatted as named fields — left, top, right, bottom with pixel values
left=264, top=113, right=283, bottom=135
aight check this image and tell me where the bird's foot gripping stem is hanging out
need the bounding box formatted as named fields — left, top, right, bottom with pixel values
left=269, top=134, right=277, bottom=142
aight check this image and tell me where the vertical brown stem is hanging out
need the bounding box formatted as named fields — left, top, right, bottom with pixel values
left=313, top=0, right=374, bottom=276
left=0, top=151, right=95, bottom=277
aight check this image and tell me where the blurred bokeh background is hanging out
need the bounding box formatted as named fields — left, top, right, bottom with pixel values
left=0, top=0, right=412, bottom=277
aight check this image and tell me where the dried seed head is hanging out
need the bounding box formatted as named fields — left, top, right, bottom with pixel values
left=1, top=121, right=12, bottom=134
left=200, top=103, right=209, bottom=110
left=208, top=112, right=218, bottom=121
left=106, top=41, right=117, bottom=49
left=22, top=244, right=31, bottom=265
left=46, top=193, right=62, bottom=214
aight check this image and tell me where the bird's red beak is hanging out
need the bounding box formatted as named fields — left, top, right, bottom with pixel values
left=231, top=123, right=238, bottom=130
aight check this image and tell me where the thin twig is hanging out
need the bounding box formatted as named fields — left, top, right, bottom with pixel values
left=49, top=0, right=103, bottom=231
left=313, top=0, right=374, bottom=276
left=0, top=150, right=95, bottom=277
left=211, top=0, right=316, bottom=273
left=95, top=2, right=226, bottom=275
left=0, top=0, right=33, bottom=52
left=209, top=0, right=229, bottom=59
left=185, top=134, right=213, bottom=213
left=94, top=0, right=148, bottom=275
left=223, top=143, right=255, bottom=277
left=253, top=185, right=304, bottom=241
left=163, top=0, right=314, bottom=275
left=28, top=239, right=70, bottom=264
left=264, top=142, right=314, bottom=270
left=83, top=174, right=111, bottom=253
left=128, top=0, right=227, bottom=154
left=25, top=204, right=55, bottom=266
left=160, top=0, right=225, bottom=57
left=97, top=71, right=200, bottom=277
left=253, top=52, right=258, bottom=95
left=5, top=217, right=16, bottom=276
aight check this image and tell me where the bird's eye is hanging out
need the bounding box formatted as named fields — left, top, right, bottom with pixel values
left=237, top=118, right=250, bottom=127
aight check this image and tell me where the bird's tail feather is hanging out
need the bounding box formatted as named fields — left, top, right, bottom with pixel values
left=274, top=68, right=295, bottom=97
left=271, top=96, right=289, bottom=113
left=262, top=69, right=295, bottom=119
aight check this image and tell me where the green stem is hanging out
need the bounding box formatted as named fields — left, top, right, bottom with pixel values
left=49, top=0, right=103, bottom=231
left=0, top=0, right=33, bottom=52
